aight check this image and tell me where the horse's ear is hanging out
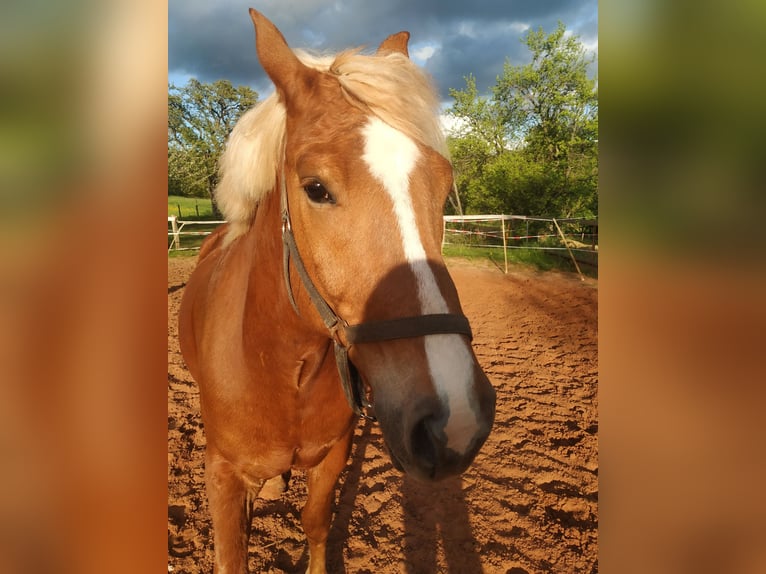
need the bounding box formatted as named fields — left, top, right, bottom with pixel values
left=377, top=31, right=410, bottom=57
left=249, top=8, right=317, bottom=104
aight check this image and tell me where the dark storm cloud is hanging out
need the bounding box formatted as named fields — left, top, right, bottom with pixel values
left=169, top=0, right=597, bottom=99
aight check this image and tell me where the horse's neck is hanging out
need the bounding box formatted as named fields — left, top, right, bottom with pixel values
left=244, top=189, right=327, bottom=344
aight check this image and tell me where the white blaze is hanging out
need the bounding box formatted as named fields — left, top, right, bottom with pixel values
left=361, top=117, right=479, bottom=454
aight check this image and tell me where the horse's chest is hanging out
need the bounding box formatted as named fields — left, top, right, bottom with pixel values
left=290, top=440, right=336, bottom=469
left=200, top=332, right=353, bottom=472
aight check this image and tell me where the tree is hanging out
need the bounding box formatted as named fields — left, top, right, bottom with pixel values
left=496, top=23, right=598, bottom=217
left=448, top=75, right=508, bottom=157
left=496, top=23, right=597, bottom=161
left=447, top=23, right=598, bottom=218
left=168, top=79, right=258, bottom=215
left=168, top=146, right=207, bottom=198
left=445, top=75, right=509, bottom=215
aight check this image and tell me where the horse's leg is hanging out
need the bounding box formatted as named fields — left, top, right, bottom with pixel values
left=301, top=427, right=354, bottom=574
left=206, top=451, right=263, bottom=574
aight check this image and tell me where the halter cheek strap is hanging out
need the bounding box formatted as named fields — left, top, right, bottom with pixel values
left=282, top=205, right=375, bottom=418
left=279, top=156, right=473, bottom=419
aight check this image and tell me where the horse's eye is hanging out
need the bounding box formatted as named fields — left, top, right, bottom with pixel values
left=303, top=181, right=335, bottom=204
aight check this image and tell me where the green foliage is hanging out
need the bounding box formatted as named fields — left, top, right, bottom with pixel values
left=448, top=23, right=598, bottom=219
left=445, top=134, right=488, bottom=214
left=168, top=79, right=258, bottom=213
left=447, top=75, right=508, bottom=156
left=458, top=151, right=552, bottom=215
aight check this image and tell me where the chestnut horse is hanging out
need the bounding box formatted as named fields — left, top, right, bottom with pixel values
left=178, top=9, right=496, bottom=574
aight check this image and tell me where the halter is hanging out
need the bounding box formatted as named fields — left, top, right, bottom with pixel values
left=279, top=152, right=473, bottom=419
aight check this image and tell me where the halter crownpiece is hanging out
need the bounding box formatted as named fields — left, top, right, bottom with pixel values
left=279, top=154, right=473, bottom=419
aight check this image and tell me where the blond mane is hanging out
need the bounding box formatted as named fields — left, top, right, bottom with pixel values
left=216, top=48, right=448, bottom=239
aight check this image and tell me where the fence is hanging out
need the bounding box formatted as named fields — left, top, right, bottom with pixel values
left=442, top=215, right=597, bottom=276
left=169, top=214, right=598, bottom=275
left=168, top=216, right=226, bottom=252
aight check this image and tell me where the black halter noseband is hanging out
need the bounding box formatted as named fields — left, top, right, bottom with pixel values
left=279, top=161, right=473, bottom=419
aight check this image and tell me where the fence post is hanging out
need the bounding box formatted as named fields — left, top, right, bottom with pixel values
left=169, top=216, right=180, bottom=250
left=441, top=217, right=446, bottom=254
left=552, top=218, right=584, bottom=281
left=591, top=221, right=597, bottom=251
left=526, top=220, right=529, bottom=247
left=501, top=217, right=508, bottom=274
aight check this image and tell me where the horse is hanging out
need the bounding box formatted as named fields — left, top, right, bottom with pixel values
left=178, top=9, right=496, bottom=574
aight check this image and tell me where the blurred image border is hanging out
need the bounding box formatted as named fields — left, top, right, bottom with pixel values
left=1, top=1, right=764, bottom=572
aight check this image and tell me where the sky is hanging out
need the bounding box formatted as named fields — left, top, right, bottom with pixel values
left=169, top=0, right=597, bottom=107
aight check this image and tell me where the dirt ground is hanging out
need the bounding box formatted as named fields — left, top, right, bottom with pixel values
left=168, top=255, right=598, bottom=574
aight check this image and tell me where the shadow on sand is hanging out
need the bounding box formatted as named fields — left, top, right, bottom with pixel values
left=325, top=417, right=483, bottom=573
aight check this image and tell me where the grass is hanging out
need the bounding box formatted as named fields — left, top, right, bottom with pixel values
left=168, top=248, right=201, bottom=258
left=442, top=244, right=597, bottom=278
left=168, top=195, right=216, bottom=220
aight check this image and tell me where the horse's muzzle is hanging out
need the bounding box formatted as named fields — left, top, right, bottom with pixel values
left=379, top=376, right=496, bottom=482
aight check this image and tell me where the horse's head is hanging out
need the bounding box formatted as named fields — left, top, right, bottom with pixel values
left=246, top=9, right=495, bottom=481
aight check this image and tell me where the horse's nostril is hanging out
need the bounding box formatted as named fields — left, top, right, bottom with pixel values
left=410, top=417, right=438, bottom=470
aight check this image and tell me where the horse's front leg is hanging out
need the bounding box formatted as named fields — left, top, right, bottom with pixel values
left=206, top=450, right=262, bottom=574
left=301, top=427, right=354, bottom=574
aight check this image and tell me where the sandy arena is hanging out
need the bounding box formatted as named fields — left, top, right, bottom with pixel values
left=168, top=255, right=598, bottom=573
